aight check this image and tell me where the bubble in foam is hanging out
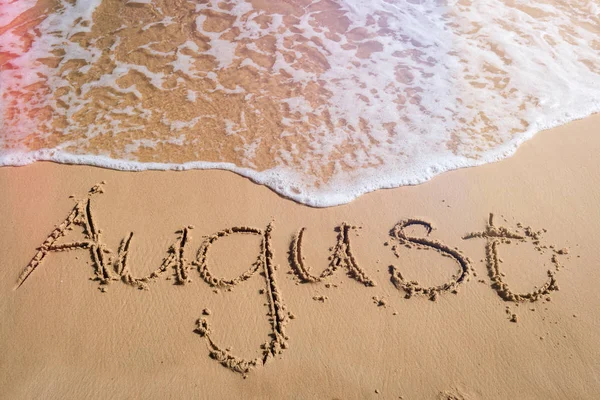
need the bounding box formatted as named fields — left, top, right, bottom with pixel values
left=0, top=0, right=599, bottom=206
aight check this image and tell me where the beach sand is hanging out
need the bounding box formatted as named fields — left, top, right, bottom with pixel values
left=0, top=113, right=599, bottom=399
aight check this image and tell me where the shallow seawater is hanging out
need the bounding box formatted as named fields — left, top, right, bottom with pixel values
left=0, top=0, right=598, bottom=206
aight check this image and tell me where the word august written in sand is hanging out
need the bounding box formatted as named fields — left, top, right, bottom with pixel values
left=16, top=183, right=570, bottom=377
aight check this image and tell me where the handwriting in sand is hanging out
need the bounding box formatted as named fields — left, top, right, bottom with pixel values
left=16, top=183, right=569, bottom=377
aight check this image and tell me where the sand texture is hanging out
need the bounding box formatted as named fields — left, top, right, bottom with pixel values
left=1, top=114, right=600, bottom=398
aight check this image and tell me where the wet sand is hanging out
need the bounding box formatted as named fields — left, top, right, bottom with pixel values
left=4, top=0, right=598, bottom=206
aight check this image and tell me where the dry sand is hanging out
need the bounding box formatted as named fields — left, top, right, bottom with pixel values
left=1, top=113, right=600, bottom=399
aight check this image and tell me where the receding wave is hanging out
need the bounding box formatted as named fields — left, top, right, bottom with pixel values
left=1, top=0, right=599, bottom=206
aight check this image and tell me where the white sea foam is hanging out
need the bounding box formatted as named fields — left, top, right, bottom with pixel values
left=0, top=0, right=37, bottom=27
left=0, top=0, right=599, bottom=207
